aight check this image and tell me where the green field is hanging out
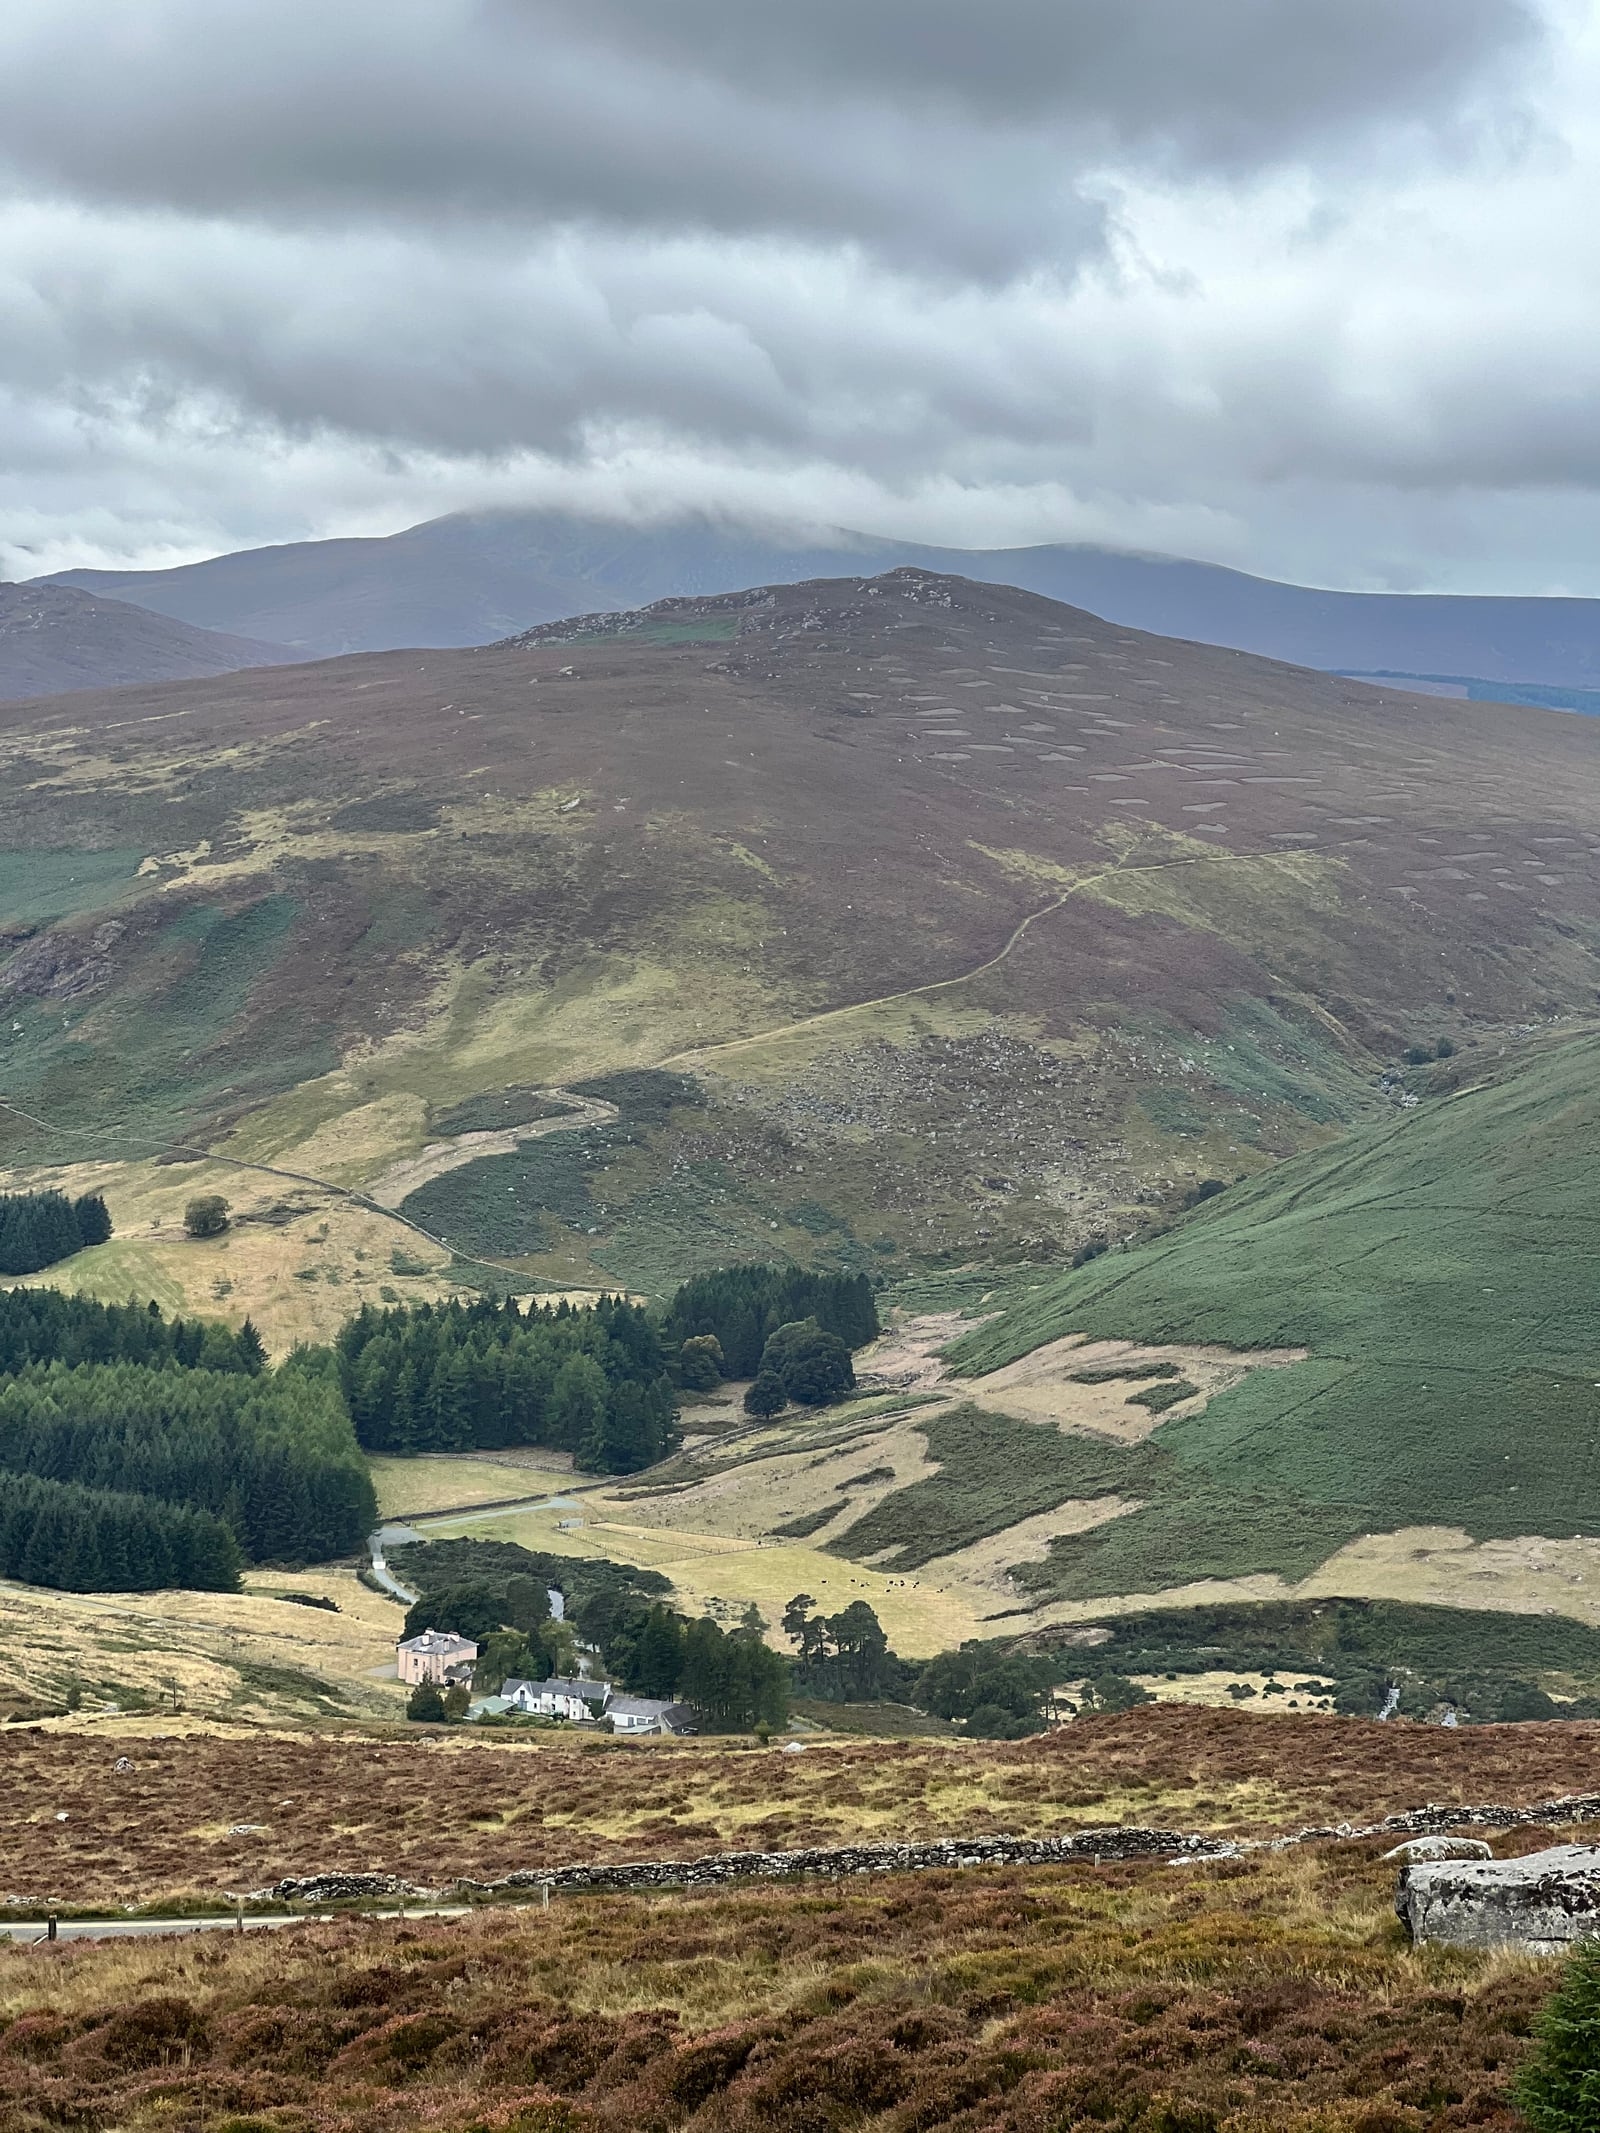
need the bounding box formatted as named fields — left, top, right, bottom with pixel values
left=940, top=1031, right=1600, bottom=1600
left=0, top=847, right=144, bottom=928
left=0, top=890, right=329, bottom=1163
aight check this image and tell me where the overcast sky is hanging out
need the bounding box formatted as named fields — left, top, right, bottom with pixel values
left=2, top=0, right=1596, bottom=590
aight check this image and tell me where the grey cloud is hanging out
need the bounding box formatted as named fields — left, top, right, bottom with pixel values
left=0, top=0, right=1542, bottom=278
left=0, top=0, right=1588, bottom=600
left=585, top=0, right=1544, bottom=155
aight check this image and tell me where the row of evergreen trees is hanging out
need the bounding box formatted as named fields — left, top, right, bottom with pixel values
left=661, top=1266, right=879, bottom=1377
left=336, top=1294, right=677, bottom=1472
left=0, top=1287, right=267, bottom=1378
left=0, top=1191, right=112, bottom=1278
left=0, top=1470, right=241, bottom=1593
left=0, top=1358, right=377, bottom=1569
left=608, top=1602, right=789, bottom=1729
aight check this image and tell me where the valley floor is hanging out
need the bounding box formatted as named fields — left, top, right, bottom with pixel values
left=365, top=1311, right=1600, bottom=1663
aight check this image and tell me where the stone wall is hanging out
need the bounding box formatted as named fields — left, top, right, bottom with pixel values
left=254, top=1788, right=1600, bottom=1914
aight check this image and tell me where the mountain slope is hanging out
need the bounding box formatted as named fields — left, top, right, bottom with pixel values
left=0, top=582, right=296, bottom=701
left=37, top=507, right=1600, bottom=688
left=4, top=567, right=1600, bottom=1341
left=929, top=1029, right=1600, bottom=1609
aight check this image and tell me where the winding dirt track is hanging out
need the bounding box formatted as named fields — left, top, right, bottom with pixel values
left=363, top=1089, right=620, bottom=1208
left=663, top=847, right=1316, bottom=1069
left=1, top=847, right=1311, bottom=1280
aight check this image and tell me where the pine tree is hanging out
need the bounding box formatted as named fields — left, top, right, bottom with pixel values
left=234, top=1319, right=267, bottom=1373
left=554, top=1354, right=610, bottom=1467
left=1515, top=1939, right=1600, bottom=2129
left=72, top=1194, right=113, bottom=1249
left=632, top=1607, right=686, bottom=1698
left=0, top=1201, right=40, bottom=1277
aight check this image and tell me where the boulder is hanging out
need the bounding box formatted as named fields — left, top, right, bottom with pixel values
left=1382, top=1836, right=1493, bottom=1863
left=1397, top=1844, right=1600, bottom=1954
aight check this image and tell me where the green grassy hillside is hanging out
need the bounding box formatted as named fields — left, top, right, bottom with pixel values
left=942, top=1031, right=1600, bottom=1599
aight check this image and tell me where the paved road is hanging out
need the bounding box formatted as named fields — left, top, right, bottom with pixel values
left=368, top=1511, right=578, bottom=1609
left=368, top=1523, right=423, bottom=1602
left=1, top=1904, right=477, bottom=1946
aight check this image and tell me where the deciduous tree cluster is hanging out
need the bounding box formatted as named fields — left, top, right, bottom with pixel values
left=604, top=1603, right=787, bottom=1730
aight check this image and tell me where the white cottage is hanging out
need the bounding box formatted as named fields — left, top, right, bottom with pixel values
left=502, top=1675, right=609, bottom=1722
left=494, top=1678, right=695, bottom=1733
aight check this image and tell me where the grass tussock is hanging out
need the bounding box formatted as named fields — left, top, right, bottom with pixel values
left=0, top=1842, right=1565, bottom=2130
left=5, top=1705, right=1600, bottom=1913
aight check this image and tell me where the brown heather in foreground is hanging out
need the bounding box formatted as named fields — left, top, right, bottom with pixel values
left=0, top=1842, right=1565, bottom=2132
left=4, top=1706, right=1600, bottom=1910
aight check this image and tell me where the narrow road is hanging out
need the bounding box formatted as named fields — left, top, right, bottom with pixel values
left=363, top=1089, right=621, bottom=1209
left=0, top=1905, right=475, bottom=1946
left=0, top=1092, right=555, bottom=1284
left=368, top=1524, right=422, bottom=1603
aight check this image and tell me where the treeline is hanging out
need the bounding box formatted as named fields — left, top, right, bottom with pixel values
left=337, top=1295, right=677, bottom=1473
left=662, top=1266, right=879, bottom=1377
left=0, top=1359, right=377, bottom=1568
left=612, top=1603, right=788, bottom=1730
left=0, top=1471, right=241, bottom=1593
left=781, top=1593, right=918, bottom=1703
left=0, top=1191, right=111, bottom=1277
left=0, top=1287, right=267, bottom=1377
left=0, top=1285, right=370, bottom=1593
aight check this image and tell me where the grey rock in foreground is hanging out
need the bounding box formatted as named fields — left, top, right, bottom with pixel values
left=1397, top=1844, right=1600, bottom=1954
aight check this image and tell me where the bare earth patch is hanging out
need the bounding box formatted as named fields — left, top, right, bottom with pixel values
left=1301, top=1526, right=1600, bottom=1624
left=918, top=1497, right=1143, bottom=1613
left=362, top=1087, right=619, bottom=1207
left=856, top=1311, right=981, bottom=1393
left=966, top=1331, right=1308, bottom=1443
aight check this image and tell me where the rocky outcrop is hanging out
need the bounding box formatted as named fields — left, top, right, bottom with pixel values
left=1396, top=1844, right=1600, bottom=1954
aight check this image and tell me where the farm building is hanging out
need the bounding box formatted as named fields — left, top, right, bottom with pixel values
left=490, top=1678, right=698, bottom=1734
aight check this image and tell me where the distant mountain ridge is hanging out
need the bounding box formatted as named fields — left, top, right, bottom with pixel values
left=0, top=582, right=297, bottom=702
left=37, top=510, right=1600, bottom=697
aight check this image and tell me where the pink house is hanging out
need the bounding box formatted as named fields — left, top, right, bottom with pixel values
left=397, top=1628, right=478, bottom=1686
